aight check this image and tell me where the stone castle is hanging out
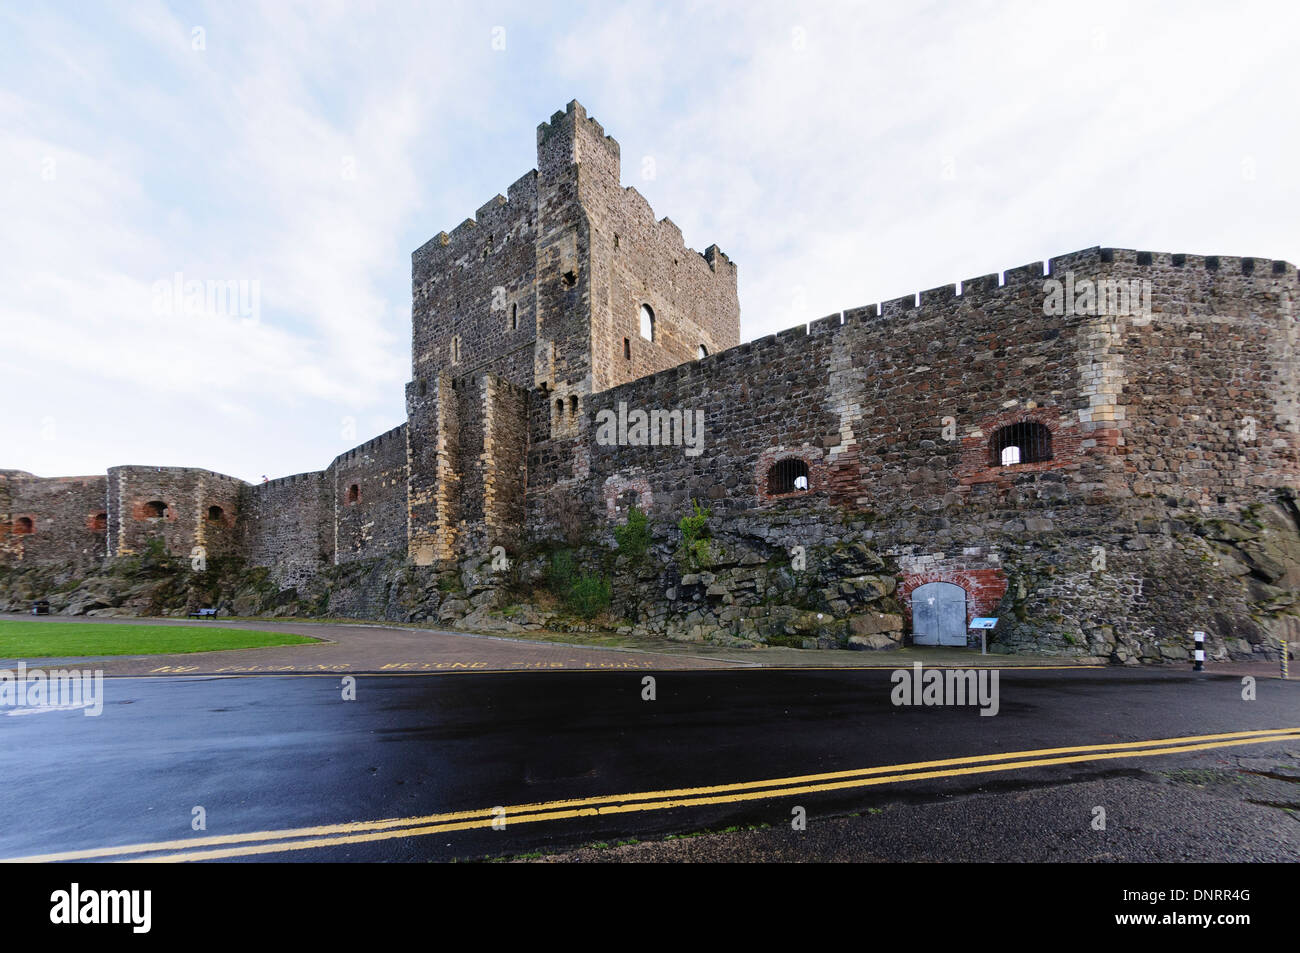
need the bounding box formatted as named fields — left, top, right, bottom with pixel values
left=4, top=100, right=1299, bottom=661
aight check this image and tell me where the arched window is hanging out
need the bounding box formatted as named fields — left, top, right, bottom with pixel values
left=509, top=303, right=518, bottom=331
left=767, top=458, right=810, bottom=495
left=569, top=395, right=578, bottom=419
left=990, top=421, right=1051, bottom=467
left=89, top=512, right=107, bottom=532
left=639, top=304, right=655, bottom=341
left=143, top=501, right=167, bottom=519
left=346, top=484, right=360, bottom=504
left=698, top=344, right=708, bottom=359
left=449, top=335, right=462, bottom=365
left=207, top=505, right=224, bottom=522
left=14, top=517, right=34, bottom=535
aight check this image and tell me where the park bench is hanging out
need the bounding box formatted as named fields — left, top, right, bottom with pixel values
left=188, top=607, right=218, bottom=620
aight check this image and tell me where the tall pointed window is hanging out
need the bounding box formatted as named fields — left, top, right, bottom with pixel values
left=639, top=304, right=655, bottom=341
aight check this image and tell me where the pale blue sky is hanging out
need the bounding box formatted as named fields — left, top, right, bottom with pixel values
left=4, top=0, right=1298, bottom=483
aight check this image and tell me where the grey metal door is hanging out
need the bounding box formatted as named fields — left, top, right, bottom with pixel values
left=912, top=582, right=968, bottom=646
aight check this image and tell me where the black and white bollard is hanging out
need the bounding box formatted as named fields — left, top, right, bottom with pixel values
left=1192, top=631, right=1205, bottom=672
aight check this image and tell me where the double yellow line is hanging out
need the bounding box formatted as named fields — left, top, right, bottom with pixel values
left=6, top=726, right=1297, bottom=863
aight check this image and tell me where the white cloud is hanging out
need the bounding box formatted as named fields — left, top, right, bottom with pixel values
left=3, top=0, right=1298, bottom=482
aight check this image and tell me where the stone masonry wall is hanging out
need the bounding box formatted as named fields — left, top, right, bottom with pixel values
left=106, top=466, right=243, bottom=560
left=567, top=100, right=740, bottom=394
left=410, top=171, right=539, bottom=393
left=518, top=245, right=1300, bottom=658
left=329, top=424, right=408, bottom=564
left=0, top=470, right=108, bottom=569
left=239, top=470, right=332, bottom=589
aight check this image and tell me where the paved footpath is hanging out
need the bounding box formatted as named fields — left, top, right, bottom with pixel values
left=0, top=613, right=1285, bottom=678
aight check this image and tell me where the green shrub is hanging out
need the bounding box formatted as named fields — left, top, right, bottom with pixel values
left=547, top=549, right=578, bottom=596
left=565, top=574, right=612, bottom=619
left=677, top=499, right=712, bottom=569
left=613, top=505, right=652, bottom=563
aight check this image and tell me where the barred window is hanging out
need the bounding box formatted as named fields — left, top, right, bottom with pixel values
left=767, top=458, right=810, bottom=494
left=991, top=421, right=1051, bottom=467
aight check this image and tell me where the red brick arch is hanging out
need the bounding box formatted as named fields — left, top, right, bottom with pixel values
left=898, top=569, right=1007, bottom=624
left=756, top=446, right=826, bottom=501
left=956, top=407, right=1079, bottom=485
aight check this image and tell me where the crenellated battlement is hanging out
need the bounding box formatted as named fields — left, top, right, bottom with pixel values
left=109, top=465, right=246, bottom=485
left=583, top=244, right=1300, bottom=402
left=536, top=99, right=621, bottom=171
left=1093, top=247, right=1298, bottom=281
left=411, top=171, right=538, bottom=289
left=613, top=184, right=736, bottom=283
left=254, top=470, right=324, bottom=491
left=329, top=424, right=407, bottom=469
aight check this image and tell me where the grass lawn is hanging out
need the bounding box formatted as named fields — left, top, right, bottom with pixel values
left=0, top=620, right=318, bottom=658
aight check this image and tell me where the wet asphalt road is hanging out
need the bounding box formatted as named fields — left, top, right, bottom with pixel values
left=1, top=667, right=1296, bottom=862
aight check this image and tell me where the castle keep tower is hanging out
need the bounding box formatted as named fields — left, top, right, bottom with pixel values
left=5, top=100, right=1297, bottom=665
left=405, top=100, right=740, bottom=564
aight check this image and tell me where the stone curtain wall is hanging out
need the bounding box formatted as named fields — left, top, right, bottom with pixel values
left=239, top=470, right=331, bottom=588
left=329, top=424, right=409, bottom=564
left=0, top=470, right=108, bottom=569
left=106, top=466, right=243, bottom=560
left=1112, top=250, right=1300, bottom=500
left=0, top=471, right=14, bottom=563
left=519, top=245, right=1300, bottom=655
